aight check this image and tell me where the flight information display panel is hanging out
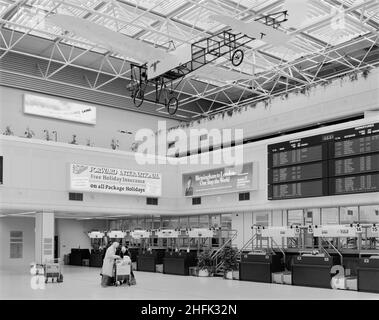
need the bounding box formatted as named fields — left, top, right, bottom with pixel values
left=330, top=154, right=379, bottom=177
left=330, top=173, right=379, bottom=195
left=268, top=135, right=325, bottom=168
left=334, top=135, right=379, bottom=158
left=268, top=122, right=379, bottom=200
left=269, top=162, right=325, bottom=184
left=271, top=145, right=323, bottom=167
left=269, top=180, right=325, bottom=200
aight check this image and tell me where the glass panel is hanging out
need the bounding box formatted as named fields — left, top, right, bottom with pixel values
left=340, top=207, right=359, bottom=224
left=162, top=217, right=171, bottom=229
left=287, top=210, right=303, bottom=226
left=179, top=216, right=188, bottom=228
left=209, top=214, right=221, bottom=228
left=10, top=243, right=23, bottom=259
left=321, top=208, right=339, bottom=225
left=189, top=216, right=199, bottom=228
left=306, top=208, right=321, bottom=225
left=145, top=216, right=153, bottom=229
left=153, top=216, right=161, bottom=229
left=360, top=205, right=379, bottom=224
left=170, top=217, right=179, bottom=229
left=199, top=215, right=209, bottom=228
left=128, top=218, right=139, bottom=230
left=10, top=231, right=23, bottom=259
left=221, top=214, right=232, bottom=230
left=253, top=211, right=269, bottom=227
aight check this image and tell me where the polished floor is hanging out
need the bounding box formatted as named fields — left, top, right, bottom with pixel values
left=0, top=266, right=378, bottom=300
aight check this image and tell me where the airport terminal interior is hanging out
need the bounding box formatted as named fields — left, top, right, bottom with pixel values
left=0, top=0, right=379, bottom=300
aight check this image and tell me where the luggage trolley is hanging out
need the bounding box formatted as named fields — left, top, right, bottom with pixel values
left=44, top=258, right=63, bottom=283
left=113, top=257, right=132, bottom=286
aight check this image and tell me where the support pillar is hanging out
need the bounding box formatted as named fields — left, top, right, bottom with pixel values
left=35, top=211, right=54, bottom=264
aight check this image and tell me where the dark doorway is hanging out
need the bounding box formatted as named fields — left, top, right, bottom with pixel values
left=54, top=236, right=58, bottom=259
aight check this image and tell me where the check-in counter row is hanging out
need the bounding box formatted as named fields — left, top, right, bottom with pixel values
left=239, top=251, right=379, bottom=294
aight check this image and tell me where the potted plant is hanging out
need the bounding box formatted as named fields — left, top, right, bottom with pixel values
left=219, top=246, right=239, bottom=280
left=197, top=250, right=213, bottom=277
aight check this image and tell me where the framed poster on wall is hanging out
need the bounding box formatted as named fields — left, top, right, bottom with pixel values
left=69, top=163, right=162, bottom=197
left=182, top=162, right=258, bottom=197
left=23, top=94, right=96, bottom=125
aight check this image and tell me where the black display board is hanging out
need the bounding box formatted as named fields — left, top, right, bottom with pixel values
left=268, top=123, right=379, bottom=200
left=330, top=173, right=379, bottom=195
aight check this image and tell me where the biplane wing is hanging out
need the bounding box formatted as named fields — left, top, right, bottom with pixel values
left=46, top=14, right=168, bottom=64
left=190, top=65, right=250, bottom=83
left=210, top=14, right=292, bottom=47
left=47, top=14, right=193, bottom=81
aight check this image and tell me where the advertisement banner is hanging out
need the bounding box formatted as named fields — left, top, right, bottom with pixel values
left=24, top=94, right=96, bottom=125
left=183, top=163, right=258, bottom=197
left=70, top=164, right=162, bottom=197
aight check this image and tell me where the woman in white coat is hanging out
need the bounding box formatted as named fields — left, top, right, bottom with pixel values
left=101, top=242, right=120, bottom=287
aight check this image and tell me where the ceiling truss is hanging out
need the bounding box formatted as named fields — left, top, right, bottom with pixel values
left=0, top=0, right=378, bottom=120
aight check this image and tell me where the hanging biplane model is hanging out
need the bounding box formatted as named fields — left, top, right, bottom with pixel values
left=47, top=4, right=302, bottom=116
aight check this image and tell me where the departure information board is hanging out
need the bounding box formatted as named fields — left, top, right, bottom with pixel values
left=269, top=180, right=325, bottom=199
left=333, top=134, right=379, bottom=158
left=330, top=154, right=379, bottom=177
left=268, top=122, right=379, bottom=200
left=272, top=145, right=323, bottom=167
left=330, top=173, right=379, bottom=195
left=269, top=162, right=325, bottom=184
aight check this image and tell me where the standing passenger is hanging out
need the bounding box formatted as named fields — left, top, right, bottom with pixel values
left=101, top=242, right=120, bottom=287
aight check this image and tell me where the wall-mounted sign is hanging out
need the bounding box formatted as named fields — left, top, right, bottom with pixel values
left=156, top=229, right=180, bottom=238
left=70, top=164, right=162, bottom=197
left=312, top=225, right=359, bottom=238
left=183, top=163, right=258, bottom=197
left=130, top=230, right=151, bottom=239
left=24, top=94, right=96, bottom=125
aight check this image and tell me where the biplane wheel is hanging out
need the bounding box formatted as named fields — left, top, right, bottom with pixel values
left=166, top=96, right=178, bottom=115
left=133, top=87, right=144, bottom=108
left=231, top=49, right=244, bottom=67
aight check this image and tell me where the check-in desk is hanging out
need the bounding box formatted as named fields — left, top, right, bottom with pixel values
left=239, top=253, right=283, bottom=283
left=128, top=247, right=140, bottom=263
left=70, top=249, right=91, bottom=266
left=163, top=251, right=197, bottom=276
left=89, top=250, right=103, bottom=267
left=292, top=254, right=339, bottom=289
left=137, top=249, right=166, bottom=272
left=357, top=256, right=379, bottom=293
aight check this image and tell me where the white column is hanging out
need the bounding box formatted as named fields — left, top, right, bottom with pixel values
left=35, top=211, right=54, bottom=264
